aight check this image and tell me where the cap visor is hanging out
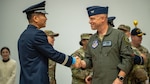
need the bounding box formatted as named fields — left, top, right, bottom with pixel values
left=35, top=10, right=48, bottom=14
left=53, top=33, right=59, bottom=37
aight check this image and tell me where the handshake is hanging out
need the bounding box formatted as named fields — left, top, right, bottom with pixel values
left=72, top=56, right=86, bottom=68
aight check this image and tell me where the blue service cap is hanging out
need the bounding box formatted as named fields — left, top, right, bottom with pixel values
left=108, top=16, right=116, bottom=27
left=23, top=1, right=48, bottom=14
left=131, top=28, right=146, bottom=36
left=87, top=6, right=108, bottom=17
left=108, top=17, right=116, bottom=22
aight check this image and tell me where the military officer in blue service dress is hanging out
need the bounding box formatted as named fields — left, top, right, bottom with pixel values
left=18, top=1, right=81, bottom=84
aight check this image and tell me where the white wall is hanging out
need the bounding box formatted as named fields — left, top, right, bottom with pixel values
left=0, top=0, right=150, bottom=84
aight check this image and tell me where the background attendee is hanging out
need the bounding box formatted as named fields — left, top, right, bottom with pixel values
left=108, top=16, right=116, bottom=27
left=80, top=6, right=133, bottom=84
left=44, top=30, right=59, bottom=84
left=118, top=24, right=145, bottom=64
left=129, top=28, right=150, bottom=84
left=118, top=24, right=131, bottom=38
left=117, top=23, right=147, bottom=84
left=0, top=47, right=17, bottom=84
left=71, top=33, right=92, bottom=84
left=18, top=1, right=81, bottom=84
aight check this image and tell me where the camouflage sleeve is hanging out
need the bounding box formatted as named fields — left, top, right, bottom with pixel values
left=71, top=68, right=90, bottom=80
left=48, top=59, right=56, bottom=79
left=140, top=46, right=150, bottom=79
left=71, top=50, right=91, bottom=80
left=71, top=51, right=84, bottom=60
left=146, top=52, right=150, bottom=78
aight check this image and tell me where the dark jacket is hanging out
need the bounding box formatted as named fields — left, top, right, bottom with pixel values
left=18, top=25, right=73, bottom=84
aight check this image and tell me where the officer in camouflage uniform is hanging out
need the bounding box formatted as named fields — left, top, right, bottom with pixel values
left=71, top=33, right=92, bottom=84
left=118, top=24, right=131, bottom=38
left=118, top=25, right=147, bottom=84
left=44, top=30, right=59, bottom=84
left=129, top=28, right=150, bottom=84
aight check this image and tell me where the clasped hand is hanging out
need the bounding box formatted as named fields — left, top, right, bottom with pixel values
left=72, top=56, right=86, bottom=68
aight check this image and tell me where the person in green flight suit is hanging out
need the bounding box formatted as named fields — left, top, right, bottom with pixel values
left=80, top=6, right=133, bottom=84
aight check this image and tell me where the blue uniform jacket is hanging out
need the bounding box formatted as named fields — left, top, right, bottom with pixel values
left=18, top=25, right=73, bottom=84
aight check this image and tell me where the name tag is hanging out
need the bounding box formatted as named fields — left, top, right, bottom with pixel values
left=102, top=41, right=112, bottom=47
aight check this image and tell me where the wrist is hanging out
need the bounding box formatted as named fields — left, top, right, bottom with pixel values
left=72, top=57, right=76, bottom=64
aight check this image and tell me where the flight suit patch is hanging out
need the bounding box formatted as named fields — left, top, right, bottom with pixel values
left=102, top=41, right=112, bottom=47
left=92, top=40, right=98, bottom=48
